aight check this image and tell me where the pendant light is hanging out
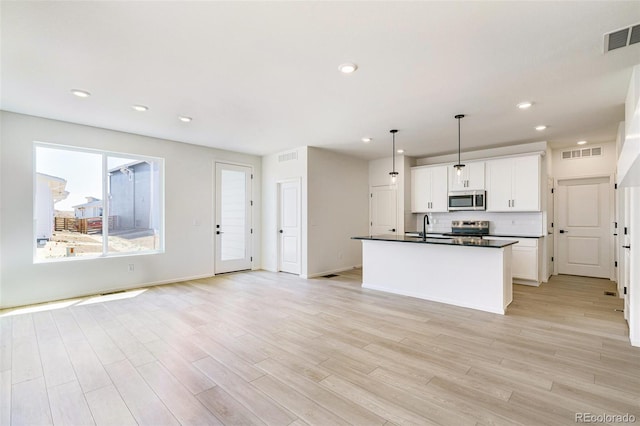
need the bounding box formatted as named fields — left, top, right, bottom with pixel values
left=389, top=129, right=399, bottom=184
left=453, top=114, right=465, bottom=178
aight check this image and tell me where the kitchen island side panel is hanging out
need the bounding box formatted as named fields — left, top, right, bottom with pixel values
left=361, top=240, right=512, bottom=314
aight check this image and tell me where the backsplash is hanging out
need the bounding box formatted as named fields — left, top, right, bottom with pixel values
left=413, top=211, right=544, bottom=237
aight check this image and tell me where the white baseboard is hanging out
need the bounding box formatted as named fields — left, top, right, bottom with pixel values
left=305, top=265, right=362, bottom=279
left=0, top=273, right=216, bottom=310
left=144, top=273, right=214, bottom=286
left=513, top=279, right=541, bottom=287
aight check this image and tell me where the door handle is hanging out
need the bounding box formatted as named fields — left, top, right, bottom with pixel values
left=279, top=230, right=283, bottom=234
left=622, top=245, right=631, bottom=249
left=559, top=230, right=567, bottom=234
left=389, top=228, right=396, bottom=232
left=216, top=231, right=224, bottom=235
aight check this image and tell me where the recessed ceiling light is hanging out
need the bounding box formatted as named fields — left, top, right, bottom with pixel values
left=535, top=125, right=547, bottom=131
left=397, top=149, right=405, bottom=154
left=71, top=89, right=91, bottom=98
left=577, top=140, right=587, bottom=145
left=338, top=63, right=358, bottom=74
left=517, top=101, right=533, bottom=109
left=362, top=137, right=372, bottom=143
left=178, top=116, right=192, bottom=123
left=132, top=105, right=148, bottom=112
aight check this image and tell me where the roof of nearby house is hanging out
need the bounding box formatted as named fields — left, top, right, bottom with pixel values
left=73, top=200, right=103, bottom=209
left=36, top=172, right=69, bottom=202
left=108, top=160, right=148, bottom=174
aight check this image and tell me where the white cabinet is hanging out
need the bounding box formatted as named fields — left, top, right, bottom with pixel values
left=512, top=239, right=539, bottom=282
left=449, top=161, right=485, bottom=191
left=411, top=165, right=448, bottom=212
left=485, top=237, right=540, bottom=284
left=486, top=155, right=540, bottom=212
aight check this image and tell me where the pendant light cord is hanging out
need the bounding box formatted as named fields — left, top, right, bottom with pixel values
left=392, top=131, right=396, bottom=174
left=453, top=114, right=465, bottom=170
left=389, top=129, right=399, bottom=180
left=458, top=116, right=461, bottom=165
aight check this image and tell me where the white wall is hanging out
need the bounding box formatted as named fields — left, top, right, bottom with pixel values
left=307, top=147, right=369, bottom=277
left=261, top=146, right=368, bottom=278
left=619, top=65, right=640, bottom=187
left=552, top=141, right=617, bottom=179
left=0, top=111, right=261, bottom=308
left=261, top=147, right=308, bottom=275
left=619, top=64, right=640, bottom=347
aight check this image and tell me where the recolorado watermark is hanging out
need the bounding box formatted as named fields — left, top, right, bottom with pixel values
left=576, top=413, right=636, bottom=423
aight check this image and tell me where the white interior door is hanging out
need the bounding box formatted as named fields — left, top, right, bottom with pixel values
left=370, top=185, right=397, bottom=235
left=547, top=177, right=554, bottom=279
left=557, top=177, right=611, bottom=278
left=278, top=180, right=301, bottom=274
left=215, top=163, right=252, bottom=274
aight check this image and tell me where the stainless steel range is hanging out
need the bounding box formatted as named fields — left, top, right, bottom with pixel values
left=444, top=220, right=490, bottom=242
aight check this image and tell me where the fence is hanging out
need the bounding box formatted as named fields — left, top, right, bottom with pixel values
left=54, top=216, right=116, bottom=234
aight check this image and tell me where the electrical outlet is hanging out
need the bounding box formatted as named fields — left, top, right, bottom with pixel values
left=128, top=264, right=134, bottom=272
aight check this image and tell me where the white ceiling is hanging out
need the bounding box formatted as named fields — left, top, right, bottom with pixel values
left=2, top=2, right=639, bottom=160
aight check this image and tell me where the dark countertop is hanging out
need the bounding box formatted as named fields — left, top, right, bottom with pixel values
left=484, top=234, right=544, bottom=239
left=352, top=235, right=518, bottom=248
left=405, top=232, right=544, bottom=239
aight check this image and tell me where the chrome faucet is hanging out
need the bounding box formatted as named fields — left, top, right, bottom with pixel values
left=423, top=214, right=430, bottom=241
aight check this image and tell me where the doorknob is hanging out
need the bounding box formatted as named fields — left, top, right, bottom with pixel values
left=216, top=231, right=224, bottom=235
left=389, top=228, right=396, bottom=232
left=559, top=230, right=567, bottom=233
left=279, top=230, right=283, bottom=233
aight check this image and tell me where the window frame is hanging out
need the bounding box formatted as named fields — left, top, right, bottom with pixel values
left=33, top=142, right=165, bottom=263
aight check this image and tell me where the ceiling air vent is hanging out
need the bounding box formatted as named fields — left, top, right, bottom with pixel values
left=278, top=151, right=298, bottom=162
left=604, top=23, right=640, bottom=52
left=561, top=146, right=603, bottom=160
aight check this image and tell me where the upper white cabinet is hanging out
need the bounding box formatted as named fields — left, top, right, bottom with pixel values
left=486, top=155, right=540, bottom=212
left=448, top=161, right=485, bottom=191
left=411, top=165, right=448, bottom=212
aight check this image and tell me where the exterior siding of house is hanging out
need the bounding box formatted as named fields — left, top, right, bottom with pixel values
left=109, top=161, right=152, bottom=230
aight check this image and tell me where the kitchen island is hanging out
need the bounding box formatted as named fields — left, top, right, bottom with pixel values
left=352, top=235, right=517, bottom=315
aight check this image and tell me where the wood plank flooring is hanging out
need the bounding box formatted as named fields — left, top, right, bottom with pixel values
left=1, top=270, right=639, bottom=425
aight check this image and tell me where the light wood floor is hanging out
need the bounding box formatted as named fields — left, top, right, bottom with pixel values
left=1, top=270, right=639, bottom=425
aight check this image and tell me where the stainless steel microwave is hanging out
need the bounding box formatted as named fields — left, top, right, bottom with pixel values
left=448, top=190, right=486, bottom=211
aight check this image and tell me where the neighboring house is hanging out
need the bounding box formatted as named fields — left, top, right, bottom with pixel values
left=35, top=173, right=69, bottom=240
left=109, top=161, right=156, bottom=231
left=73, top=196, right=103, bottom=219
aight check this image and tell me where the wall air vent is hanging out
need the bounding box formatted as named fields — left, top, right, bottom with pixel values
left=604, top=23, right=640, bottom=53
left=278, top=151, right=298, bottom=162
left=561, top=146, right=603, bottom=160
left=630, top=24, right=640, bottom=45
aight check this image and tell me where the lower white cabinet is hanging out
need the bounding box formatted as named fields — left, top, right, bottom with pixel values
left=485, top=237, right=540, bottom=285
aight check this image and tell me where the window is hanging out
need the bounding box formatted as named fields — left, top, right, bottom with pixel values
left=34, top=143, right=164, bottom=261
